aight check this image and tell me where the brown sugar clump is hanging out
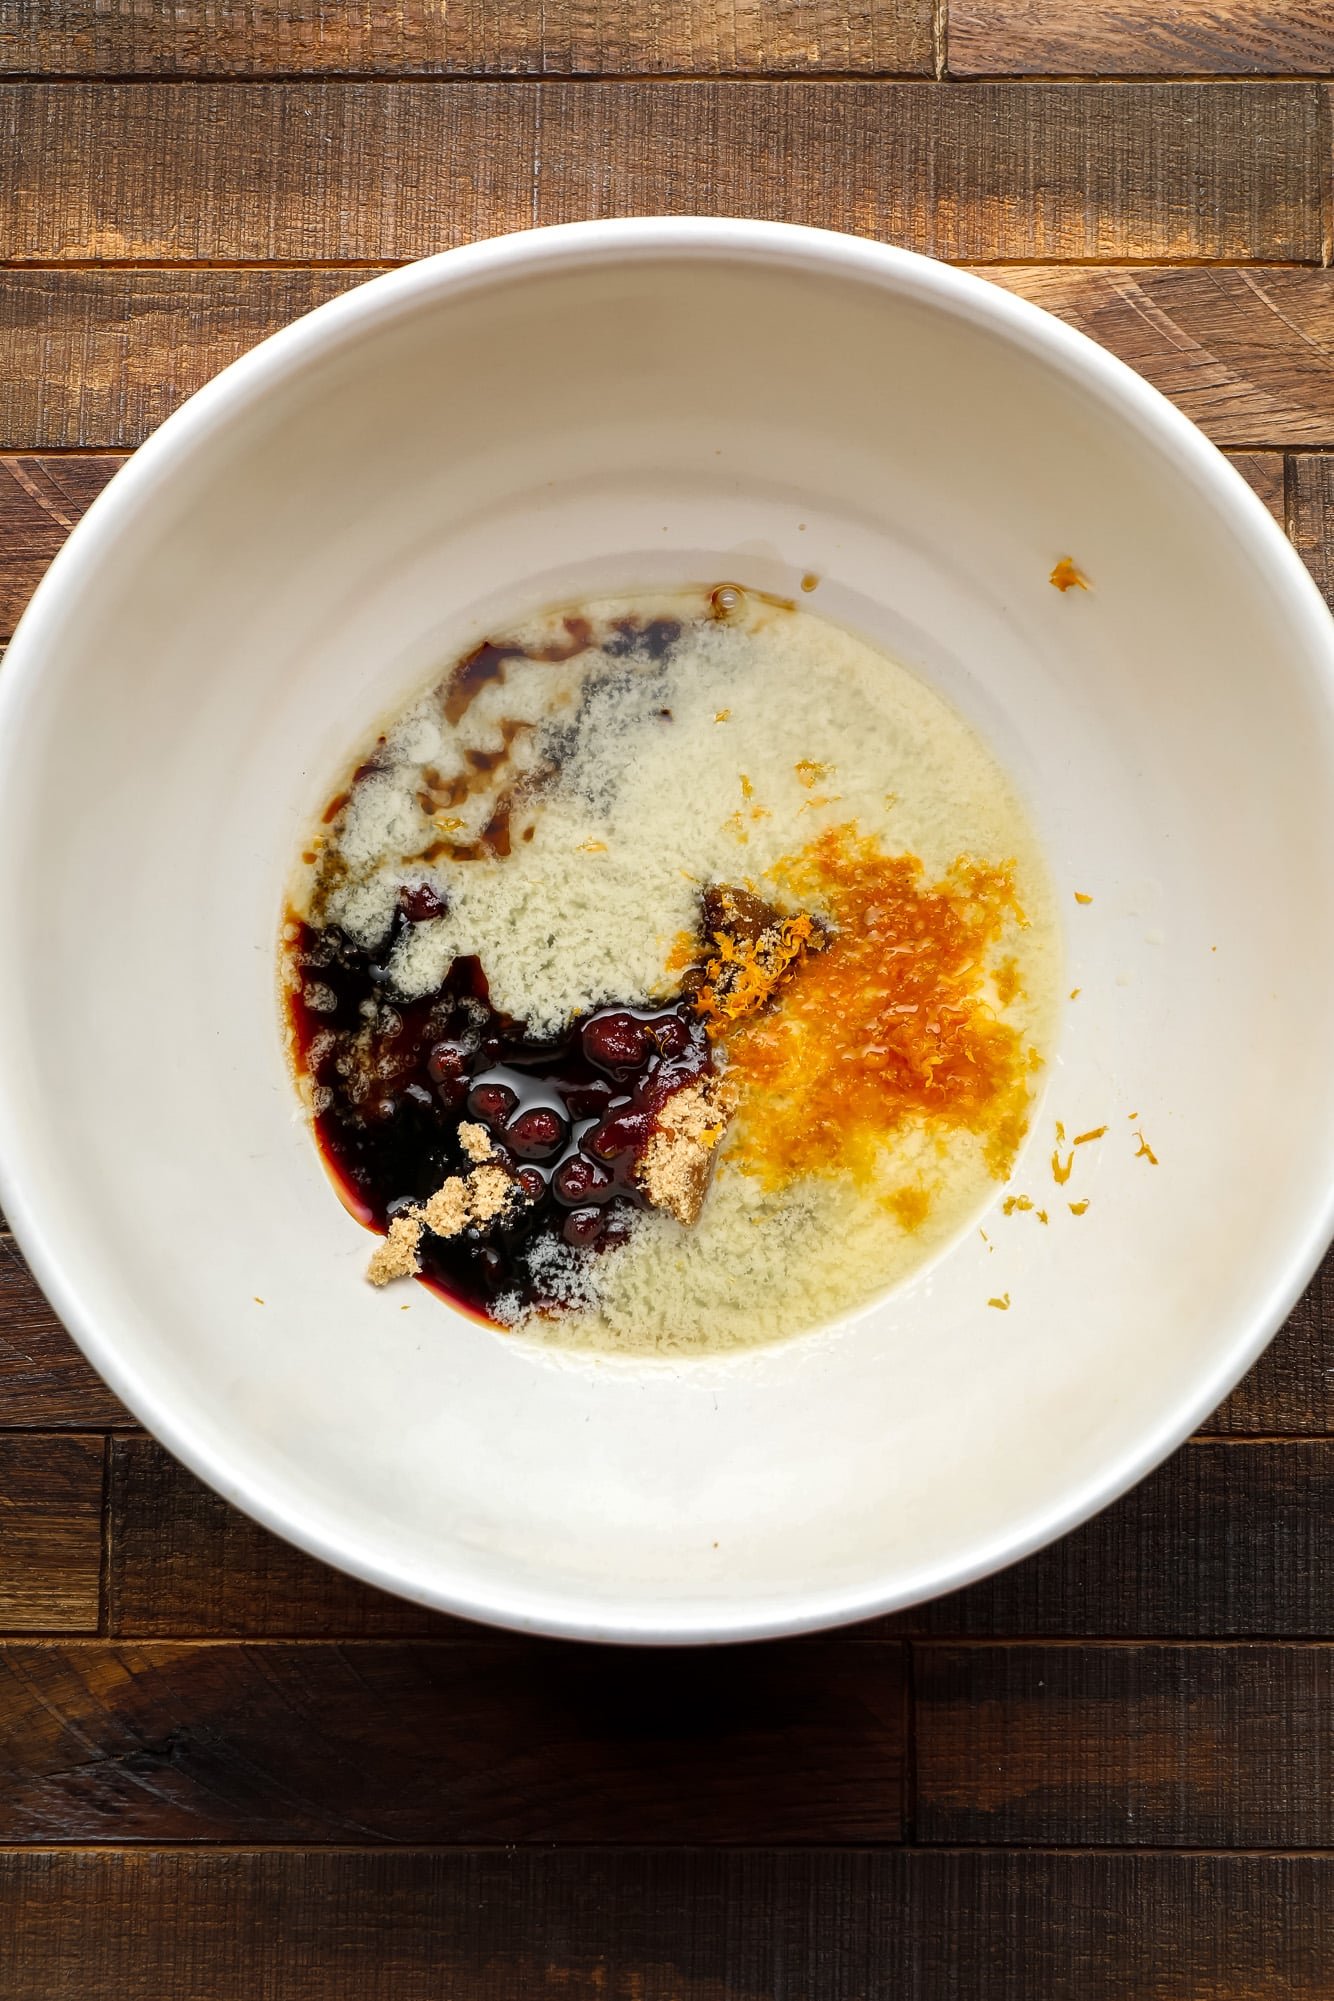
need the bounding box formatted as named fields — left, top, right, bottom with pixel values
left=458, top=1121, right=494, bottom=1164
left=366, top=1214, right=425, bottom=1286
left=416, top=1177, right=473, bottom=1240
left=365, top=1160, right=519, bottom=1285
left=637, top=1074, right=735, bottom=1227
left=464, top=1164, right=519, bottom=1224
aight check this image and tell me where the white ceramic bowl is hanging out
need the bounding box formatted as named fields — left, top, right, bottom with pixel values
left=2, top=219, right=1333, bottom=1643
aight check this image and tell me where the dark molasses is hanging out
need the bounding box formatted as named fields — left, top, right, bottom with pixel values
left=287, top=902, right=715, bottom=1320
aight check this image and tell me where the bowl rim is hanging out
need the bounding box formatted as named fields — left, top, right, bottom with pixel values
left=2, top=216, right=1333, bottom=1645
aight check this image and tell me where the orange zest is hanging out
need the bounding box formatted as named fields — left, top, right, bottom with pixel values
left=994, top=956, right=1022, bottom=1006
left=694, top=913, right=822, bottom=1032
left=710, top=825, right=1034, bottom=1191
left=886, top=1184, right=932, bottom=1232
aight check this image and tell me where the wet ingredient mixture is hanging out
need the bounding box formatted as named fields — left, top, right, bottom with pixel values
left=284, top=587, right=1058, bottom=1353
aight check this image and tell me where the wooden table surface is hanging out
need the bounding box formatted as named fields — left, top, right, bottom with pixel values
left=3, top=4, right=1334, bottom=1994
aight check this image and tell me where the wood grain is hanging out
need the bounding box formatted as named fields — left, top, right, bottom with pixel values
left=0, top=0, right=934, bottom=78
left=0, top=270, right=363, bottom=447
left=8, top=265, right=1334, bottom=453
left=0, top=1434, right=102, bottom=1631
left=0, top=455, right=122, bottom=634
left=1227, top=448, right=1285, bottom=521
left=916, top=1643, right=1334, bottom=1845
left=0, top=83, right=1322, bottom=266
left=888, top=1441, right=1334, bottom=1637
left=0, top=1640, right=906, bottom=1841
left=987, top=268, right=1334, bottom=448
left=108, top=1437, right=459, bottom=1636
left=950, top=1, right=1334, bottom=76
left=0, top=1238, right=130, bottom=1428
left=1291, top=452, right=1334, bottom=609
left=3, top=1849, right=1333, bottom=2001
left=1209, top=1241, right=1334, bottom=1433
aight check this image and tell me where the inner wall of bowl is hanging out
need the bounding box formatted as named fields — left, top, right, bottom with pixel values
left=5, top=243, right=1334, bottom=1631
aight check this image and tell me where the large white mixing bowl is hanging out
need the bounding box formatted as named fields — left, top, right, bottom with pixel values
left=1, top=219, right=1332, bottom=1642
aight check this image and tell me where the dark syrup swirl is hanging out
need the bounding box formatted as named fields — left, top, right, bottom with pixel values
left=288, top=899, right=712, bottom=1320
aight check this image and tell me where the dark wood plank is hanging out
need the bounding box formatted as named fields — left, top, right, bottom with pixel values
left=0, top=0, right=934, bottom=78
left=917, top=1642, right=1334, bottom=1845
left=988, top=268, right=1334, bottom=448
left=3, top=1849, right=1332, bottom=2001
left=0, top=455, right=123, bottom=636
left=108, top=1437, right=457, bottom=1636
left=1208, top=1241, right=1334, bottom=1434
left=0, top=1237, right=130, bottom=1428
left=0, top=1434, right=102, bottom=1632
left=1227, top=447, right=1285, bottom=522
left=951, top=1, right=1334, bottom=76
left=8, top=266, right=1334, bottom=454
left=0, top=83, right=1321, bottom=266
left=1291, top=451, right=1334, bottom=610
left=0, top=1639, right=905, bottom=1841
left=882, top=1442, right=1334, bottom=1637
left=0, top=270, right=364, bottom=448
